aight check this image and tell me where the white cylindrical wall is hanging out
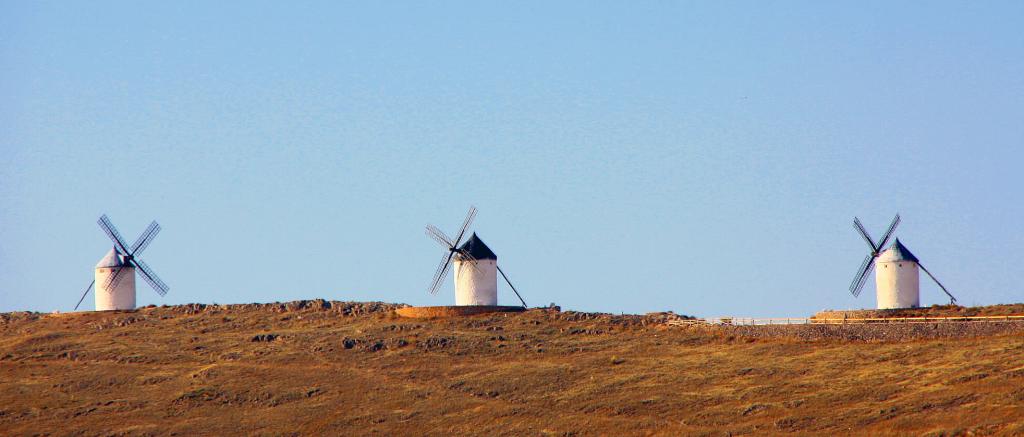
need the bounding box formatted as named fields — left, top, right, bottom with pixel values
left=875, top=261, right=919, bottom=309
left=95, top=267, right=136, bottom=311
left=453, top=259, right=498, bottom=306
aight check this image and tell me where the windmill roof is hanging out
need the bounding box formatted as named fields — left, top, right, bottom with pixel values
left=95, top=247, right=127, bottom=268
left=457, top=233, right=497, bottom=260
left=878, top=238, right=919, bottom=263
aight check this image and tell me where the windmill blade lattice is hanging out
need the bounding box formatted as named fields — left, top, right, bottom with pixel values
left=848, top=214, right=900, bottom=298
left=98, top=215, right=131, bottom=254
left=876, top=214, right=901, bottom=253
left=104, top=264, right=128, bottom=290
left=425, top=224, right=454, bottom=248
left=134, top=258, right=169, bottom=296
left=456, top=249, right=481, bottom=273
left=853, top=218, right=877, bottom=253
left=424, top=206, right=477, bottom=296
left=429, top=251, right=455, bottom=295
left=452, top=206, right=477, bottom=247
left=90, top=214, right=170, bottom=301
left=849, top=253, right=876, bottom=297
left=131, top=221, right=161, bottom=255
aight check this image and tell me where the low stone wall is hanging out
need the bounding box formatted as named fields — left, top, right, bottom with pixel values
left=395, top=305, right=525, bottom=318
left=814, top=304, right=1024, bottom=320
left=165, top=300, right=409, bottom=316
left=38, top=300, right=410, bottom=317
left=696, top=321, right=1024, bottom=342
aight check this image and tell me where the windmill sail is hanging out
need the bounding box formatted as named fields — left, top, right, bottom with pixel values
left=425, top=206, right=477, bottom=295
left=876, top=214, right=901, bottom=252
left=849, top=253, right=875, bottom=297
left=130, top=221, right=161, bottom=254
left=425, top=224, right=454, bottom=247
left=98, top=215, right=131, bottom=254
left=848, top=214, right=900, bottom=297
left=853, top=218, right=877, bottom=252
left=82, top=215, right=170, bottom=310
left=135, top=258, right=168, bottom=296
left=429, top=251, right=455, bottom=295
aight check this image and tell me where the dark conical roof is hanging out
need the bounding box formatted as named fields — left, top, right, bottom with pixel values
left=457, top=233, right=497, bottom=260
left=883, top=238, right=919, bottom=262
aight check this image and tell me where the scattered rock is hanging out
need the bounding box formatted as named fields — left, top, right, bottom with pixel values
left=420, top=336, right=454, bottom=350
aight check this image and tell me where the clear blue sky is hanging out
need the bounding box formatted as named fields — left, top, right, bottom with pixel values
left=2, top=1, right=1022, bottom=317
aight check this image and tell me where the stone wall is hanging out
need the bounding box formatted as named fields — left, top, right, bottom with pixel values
left=814, top=304, right=1024, bottom=320
left=687, top=321, right=1024, bottom=341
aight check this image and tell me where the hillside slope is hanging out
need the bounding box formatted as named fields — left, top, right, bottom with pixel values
left=2, top=301, right=1024, bottom=436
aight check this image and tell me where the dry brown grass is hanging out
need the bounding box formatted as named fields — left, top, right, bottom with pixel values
left=2, top=302, right=1023, bottom=436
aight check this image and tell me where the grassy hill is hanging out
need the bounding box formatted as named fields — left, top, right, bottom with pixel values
left=3, top=301, right=1024, bottom=436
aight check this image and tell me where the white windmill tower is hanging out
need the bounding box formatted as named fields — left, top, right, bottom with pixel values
left=453, top=233, right=499, bottom=305
left=849, top=214, right=956, bottom=309
left=425, top=206, right=527, bottom=307
left=74, top=214, right=170, bottom=311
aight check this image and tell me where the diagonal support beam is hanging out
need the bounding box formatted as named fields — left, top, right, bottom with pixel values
left=74, top=280, right=95, bottom=311
left=919, top=262, right=957, bottom=305
left=497, top=265, right=527, bottom=308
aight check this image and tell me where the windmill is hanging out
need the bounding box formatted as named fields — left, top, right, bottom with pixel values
left=849, top=214, right=956, bottom=309
left=74, top=214, right=169, bottom=311
left=425, top=206, right=527, bottom=307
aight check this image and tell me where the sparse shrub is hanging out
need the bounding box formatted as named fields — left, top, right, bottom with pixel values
left=742, top=403, right=768, bottom=416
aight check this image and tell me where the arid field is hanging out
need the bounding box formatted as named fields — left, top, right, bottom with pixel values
left=2, top=301, right=1024, bottom=436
